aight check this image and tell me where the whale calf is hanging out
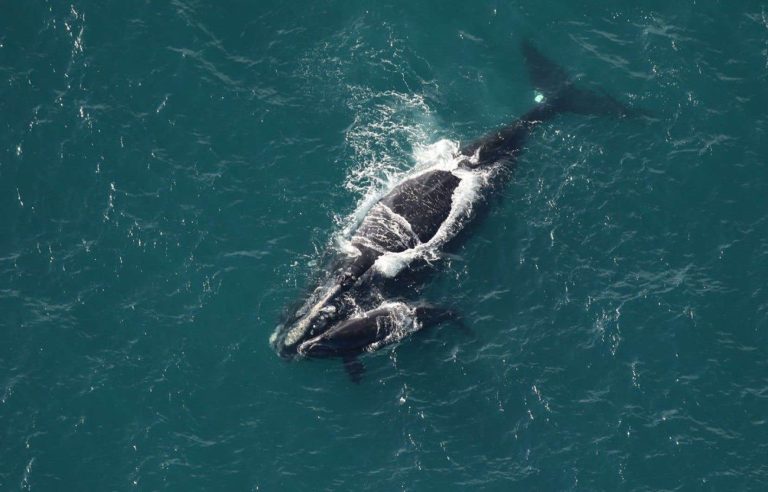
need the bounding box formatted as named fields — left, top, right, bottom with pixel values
left=272, top=41, right=641, bottom=377
left=296, top=302, right=456, bottom=382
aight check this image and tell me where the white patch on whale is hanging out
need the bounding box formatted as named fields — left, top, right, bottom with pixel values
left=363, top=301, right=421, bottom=352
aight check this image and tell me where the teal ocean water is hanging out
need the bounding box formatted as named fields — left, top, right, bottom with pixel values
left=2, top=1, right=768, bottom=490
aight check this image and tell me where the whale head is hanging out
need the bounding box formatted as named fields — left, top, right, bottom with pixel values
left=272, top=305, right=339, bottom=358
left=272, top=247, right=383, bottom=358
left=271, top=280, right=352, bottom=358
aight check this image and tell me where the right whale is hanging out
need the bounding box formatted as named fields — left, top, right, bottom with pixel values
left=296, top=302, right=457, bottom=383
left=272, top=40, right=643, bottom=365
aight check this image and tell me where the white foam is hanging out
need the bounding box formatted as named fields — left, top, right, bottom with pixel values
left=335, top=90, right=437, bottom=244
left=413, top=138, right=461, bottom=171
left=364, top=301, right=420, bottom=352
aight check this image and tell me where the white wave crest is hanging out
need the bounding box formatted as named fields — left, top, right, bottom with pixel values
left=333, top=89, right=438, bottom=251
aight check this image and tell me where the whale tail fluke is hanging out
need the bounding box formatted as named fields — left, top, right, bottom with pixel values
left=521, top=40, right=643, bottom=119
left=460, top=41, right=647, bottom=162
left=521, top=40, right=572, bottom=99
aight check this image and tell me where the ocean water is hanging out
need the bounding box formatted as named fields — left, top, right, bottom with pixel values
left=2, top=1, right=768, bottom=490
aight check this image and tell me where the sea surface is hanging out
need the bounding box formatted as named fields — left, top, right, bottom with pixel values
left=2, top=1, right=768, bottom=490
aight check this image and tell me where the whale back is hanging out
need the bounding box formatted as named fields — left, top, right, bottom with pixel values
left=380, top=170, right=461, bottom=243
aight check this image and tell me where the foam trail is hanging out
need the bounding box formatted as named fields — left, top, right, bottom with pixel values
left=336, top=89, right=436, bottom=242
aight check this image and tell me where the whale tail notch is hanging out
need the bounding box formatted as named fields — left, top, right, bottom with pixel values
left=521, top=40, right=642, bottom=119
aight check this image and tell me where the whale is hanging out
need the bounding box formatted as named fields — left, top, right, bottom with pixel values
left=272, top=41, right=641, bottom=376
left=296, top=302, right=456, bottom=382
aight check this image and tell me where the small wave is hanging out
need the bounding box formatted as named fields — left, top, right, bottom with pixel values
left=335, top=88, right=437, bottom=241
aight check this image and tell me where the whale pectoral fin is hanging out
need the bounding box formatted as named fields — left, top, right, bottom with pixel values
left=452, top=315, right=476, bottom=339
left=414, top=305, right=461, bottom=328
left=415, top=305, right=475, bottom=338
left=342, top=355, right=365, bottom=384
left=441, top=309, right=471, bottom=336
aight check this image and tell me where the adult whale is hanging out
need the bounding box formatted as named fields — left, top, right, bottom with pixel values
left=272, top=41, right=641, bottom=366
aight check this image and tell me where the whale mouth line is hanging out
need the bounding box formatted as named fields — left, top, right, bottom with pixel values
left=295, top=340, right=313, bottom=356
left=297, top=338, right=336, bottom=358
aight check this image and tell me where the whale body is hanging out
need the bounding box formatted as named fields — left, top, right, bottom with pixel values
left=296, top=302, right=455, bottom=382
